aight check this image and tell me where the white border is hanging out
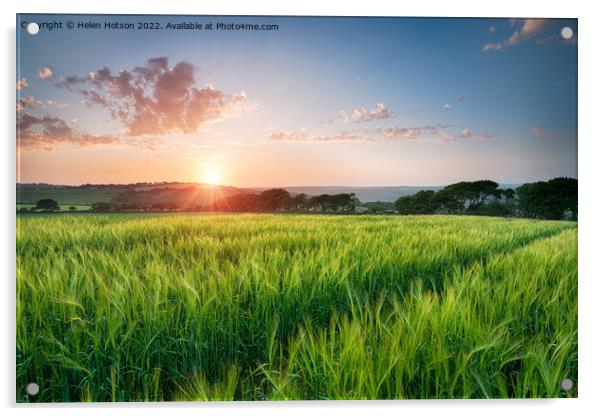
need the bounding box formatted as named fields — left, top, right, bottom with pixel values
left=3, top=1, right=600, bottom=415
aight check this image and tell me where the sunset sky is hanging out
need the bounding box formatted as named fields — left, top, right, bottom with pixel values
left=17, top=15, right=577, bottom=187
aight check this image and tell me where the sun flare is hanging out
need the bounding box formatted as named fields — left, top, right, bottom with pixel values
left=203, top=168, right=221, bottom=185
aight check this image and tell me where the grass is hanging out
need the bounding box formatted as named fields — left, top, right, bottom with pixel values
left=16, top=214, right=577, bottom=401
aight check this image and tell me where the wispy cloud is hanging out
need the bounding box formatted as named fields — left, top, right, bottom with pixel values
left=326, top=103, right=392, bottom=124
left=16, top=96, right=42, bottom=112
left=483, top=18, right=562, bottom=52
left=270, top=130, right=375, bottom=144
left=17, top=112, right=119, bottom=151
left=16, top=78, right=28, bottom=90
left=530, top=127, right=561, bottom=138
left=441, top=95, right=464, bottom=110
left=271, top=124, right=491, bottom=145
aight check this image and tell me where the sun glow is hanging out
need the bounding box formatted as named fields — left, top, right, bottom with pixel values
left=203, top=168, right=221, bottom=185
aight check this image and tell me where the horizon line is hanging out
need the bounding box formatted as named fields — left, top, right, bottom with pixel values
left=16, top=176, right=576, bottom=188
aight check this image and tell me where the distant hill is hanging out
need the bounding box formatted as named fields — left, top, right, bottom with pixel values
left=17, top=182, right=524, bottom=206
left=16, top=183, right=240, bottom=208
left=112, top=183, right=241, bottom=209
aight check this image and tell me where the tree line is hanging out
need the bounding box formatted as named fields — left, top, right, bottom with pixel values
left=210, top=189, right=357, bottom=213
left=20, top=177, right=577, bottom=221
left=394, top=177, right=577, bottom=220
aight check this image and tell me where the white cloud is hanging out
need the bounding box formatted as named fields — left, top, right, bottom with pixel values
left=328, top=103, right=392, bottom=124
left=16, top=78, right=28, bottom=90
left=38, top=67, right=53, bottom=80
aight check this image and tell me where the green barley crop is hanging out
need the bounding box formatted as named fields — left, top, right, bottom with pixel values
left=16, top=214, right=577, bottom=401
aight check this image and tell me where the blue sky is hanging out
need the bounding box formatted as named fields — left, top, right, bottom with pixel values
left=17, top=15, right=577, bottom=186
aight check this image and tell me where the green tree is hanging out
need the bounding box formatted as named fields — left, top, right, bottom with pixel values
left=292, top=193, right=307, bottom=211
left=443, top=180, right=501, bottom=211
left=34, top=199, right=59, bottom=212
left=395, top=190, right=438, bottom=215
left=91, top=202, right=112, bottom=212
left=516, top=177, right=577, bottom=220
left=259, top=189, right=291, bottom=211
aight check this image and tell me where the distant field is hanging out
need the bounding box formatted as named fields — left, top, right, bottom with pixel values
left=17, top=188, right=119, bottom=205
left=17, top=203, right=91, bottom=212
left=16, top=214, right=577, bottom=401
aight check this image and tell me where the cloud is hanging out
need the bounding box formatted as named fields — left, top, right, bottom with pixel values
left=380, top=127, right=422, bottom=140
left=57, top=57, right=252, bottom=137
left=16, top=78, right=28, bottom=90
left=530, top=127, right=560, bottom=138
left=17, top=96, right=68, bottom=112
left=350, top=103, right=391, bottom=122
left=454, top=127, right=493, bottom=141
left=472, top=133, right=493, bottom=141
left=483, top=18, right=555, bottom=52
left=17, top=112, right=119, bottom=151
left=16, top=96, right=42, bottom=112
left=328, top=103, right=392, bottom=124
left=38, top=67, right=53, bottom=80
left=271, top=124, right=490, bottom=145
left=442, top=103, right=451, bottom=110
left=270, top=130, right=375, bottom=144
left=483, top=42, right=503, bottom=52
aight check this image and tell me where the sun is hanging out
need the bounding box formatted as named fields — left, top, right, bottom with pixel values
left=203, top=168, right=221, bottom=185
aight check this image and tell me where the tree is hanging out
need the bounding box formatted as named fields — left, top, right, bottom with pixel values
left=395, top=190, right=438, bottom=214
left=516, top=177, right=577, bottom=220
left=34, top=199, right=59, bottom=211
left=258, top=189, right=291, bottom=211
left=69, top=206, right=77, bottom=212
left=443, top=180, right=501, bottom=211
left=433, top=189, right=463, bottom=213
left=330, top=193, right=356, bottom=212
left=308, top=194, right=330, bottom=212
left=292, top=193, right=307, bottom=211
left=91, top=202, right=112, bottom=212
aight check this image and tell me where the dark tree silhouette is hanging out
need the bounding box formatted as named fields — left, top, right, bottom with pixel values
left=516, top=177, right=577, bottom=220
left=442, top=180, right=502, bottom=211
left=34, top=199, right=59, bottom=211
left=91, top=202, right=112, bottom=212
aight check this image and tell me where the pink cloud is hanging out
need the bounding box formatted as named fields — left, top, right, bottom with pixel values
left=530, top=127, right=560, bottom=138
left=57, top=57, right=252, bottom=137
left=17, top=112, right=119, bottom=151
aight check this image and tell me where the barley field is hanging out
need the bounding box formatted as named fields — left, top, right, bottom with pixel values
left=16, top=214, right=578, bottom=401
